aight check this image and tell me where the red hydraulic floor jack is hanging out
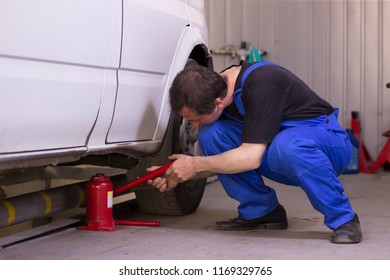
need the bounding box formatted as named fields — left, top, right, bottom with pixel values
left=78, top=162, right=174, bottom=231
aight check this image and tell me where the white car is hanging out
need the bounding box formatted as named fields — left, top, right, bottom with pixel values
left=0, top=0, right=212, bottom=216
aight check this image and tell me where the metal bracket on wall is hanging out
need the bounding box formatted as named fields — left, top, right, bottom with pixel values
left=211, top=41, right=267, bottom=62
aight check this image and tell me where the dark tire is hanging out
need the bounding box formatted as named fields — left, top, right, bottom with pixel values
left=134, top=59, right=206, bottom=215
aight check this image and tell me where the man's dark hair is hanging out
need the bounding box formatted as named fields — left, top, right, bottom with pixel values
left=169, top=65, right=227, bottom=115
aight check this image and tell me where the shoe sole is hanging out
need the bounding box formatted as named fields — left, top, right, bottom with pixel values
left=331, top=237, right=362, bottom=244
left=215, top=222, right=288, bottom=231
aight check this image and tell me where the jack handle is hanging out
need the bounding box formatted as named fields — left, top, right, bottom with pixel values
left=113, top=161, right=174, bottom=196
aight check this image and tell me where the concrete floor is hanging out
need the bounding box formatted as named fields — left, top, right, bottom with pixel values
left=0, top=172, right=389, bottom=260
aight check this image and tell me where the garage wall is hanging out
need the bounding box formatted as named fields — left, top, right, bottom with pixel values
left=205, top=0, right=390, bottom=159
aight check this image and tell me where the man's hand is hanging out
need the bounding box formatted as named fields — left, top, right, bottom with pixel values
left=166, top=154, right=197, bottom=182
left=146, top=166, right=180, bottom=192
left=146, top=154, right=214, bottom=192
left=146, top=155, right=197, bottom=192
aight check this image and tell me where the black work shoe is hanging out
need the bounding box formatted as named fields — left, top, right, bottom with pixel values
left=215, top=204, right=288, bottom=230
left=331, top=214, right=363, bottom=244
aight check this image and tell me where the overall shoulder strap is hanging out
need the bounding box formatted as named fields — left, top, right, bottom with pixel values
left=232, top=61, right=279, bottom=117
left=240, top=61, right=278, bottom=87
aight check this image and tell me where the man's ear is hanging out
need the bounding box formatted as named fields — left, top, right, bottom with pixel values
left=215, top=98, right=224, bottom=109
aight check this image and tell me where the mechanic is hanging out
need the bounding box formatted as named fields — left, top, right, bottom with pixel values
left=147, top=60, right=363, bottom=244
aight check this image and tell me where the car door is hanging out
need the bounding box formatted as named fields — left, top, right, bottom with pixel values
left=0, top=0, right=121, bottom=154
left=106, top=0, right=190, bottom=143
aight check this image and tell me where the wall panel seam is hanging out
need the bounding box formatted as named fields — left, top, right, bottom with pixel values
left=326, top=0, right=330, bottom=101
left=378, top=0, right=384, bottom=149
left=360, top=0, right=365, bottom=121
left=343, top=0, right=348, bottom=126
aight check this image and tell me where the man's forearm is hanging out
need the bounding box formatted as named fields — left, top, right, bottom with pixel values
left=194, top=143, right=266, bottom=175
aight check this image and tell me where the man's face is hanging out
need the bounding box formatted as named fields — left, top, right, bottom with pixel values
left=179, top=106, right=222, bottom=127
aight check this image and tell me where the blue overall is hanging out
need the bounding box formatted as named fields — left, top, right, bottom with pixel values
left=198, top=61, right=355, bottom=229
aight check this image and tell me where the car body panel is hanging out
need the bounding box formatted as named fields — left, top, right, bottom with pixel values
left=107, top=0, right=189, bottom=143
left=0, top=0, right=121, bottom=155
left=0, top=0, right=209, bottom=171
left=0, top=58, right=115, bottom=152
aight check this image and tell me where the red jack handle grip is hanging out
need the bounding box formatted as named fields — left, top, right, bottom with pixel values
left=113, top=161, right=174, bottom=196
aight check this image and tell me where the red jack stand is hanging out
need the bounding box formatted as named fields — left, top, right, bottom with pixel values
left=351, top=111, right=374, bottom=173
left=370, top=130, right=390, bottom=173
